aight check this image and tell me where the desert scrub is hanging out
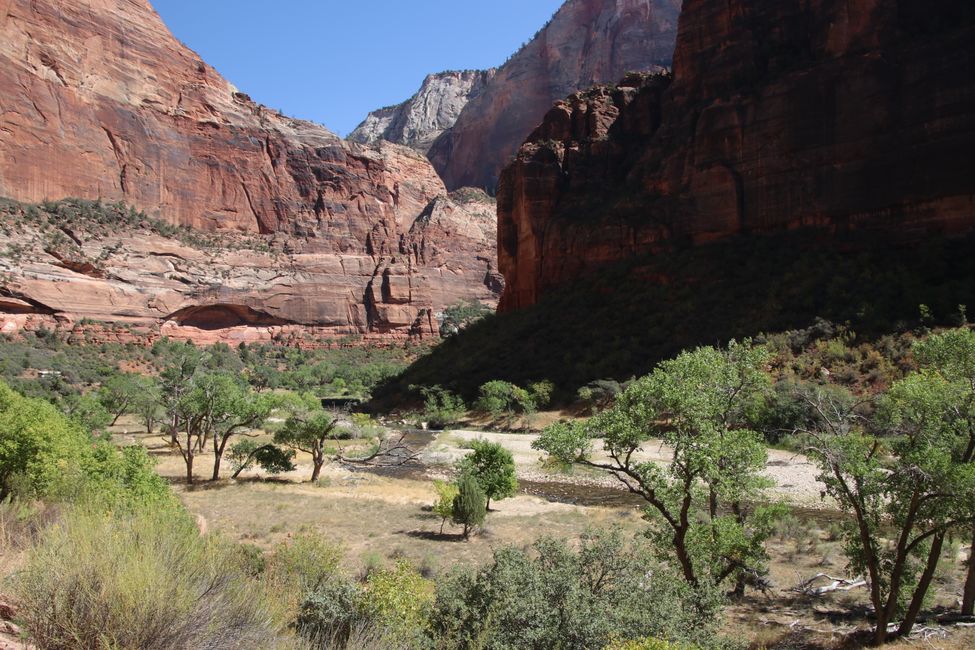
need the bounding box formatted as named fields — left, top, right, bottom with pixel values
left=14, top=505, right=287, bottom=650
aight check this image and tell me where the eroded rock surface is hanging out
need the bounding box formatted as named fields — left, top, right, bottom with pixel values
left=0, top=0, right=500, bottom=338
left=0, top=196, right=498, bottom=343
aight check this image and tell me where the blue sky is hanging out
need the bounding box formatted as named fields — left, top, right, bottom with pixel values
left=152, top=1, right=565, bottom=136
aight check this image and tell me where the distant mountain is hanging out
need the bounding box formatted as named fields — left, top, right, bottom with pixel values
left=349, top=70, right=495, bottom=154
left=428, top=0, right=682, bottom=191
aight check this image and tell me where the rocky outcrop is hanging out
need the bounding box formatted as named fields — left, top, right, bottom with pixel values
left=349, top=70, right=495, bottom=154
left=428, top=0, right=682, bottom=191
left=0, top=197, right=498, bottom=344
left=0, top=0, right=500, bottom=338
left=498, top=0, right=975, bottom=312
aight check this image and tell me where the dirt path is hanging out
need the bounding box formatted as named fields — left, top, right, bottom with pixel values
left=424, top=429, right=829, bottom=508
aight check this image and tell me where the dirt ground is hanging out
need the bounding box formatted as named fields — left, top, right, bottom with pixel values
left=101, top=419, right=975, bottom=649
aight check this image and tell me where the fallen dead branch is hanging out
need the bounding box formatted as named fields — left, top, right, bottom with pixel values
left=791, top=573, right=867, bottom=596
left=337, top=432, right=421, bottom=467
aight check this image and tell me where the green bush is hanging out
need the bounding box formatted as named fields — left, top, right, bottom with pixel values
left=297, top=577, right=363, bottom=646
left=451, top=474, right=486, bottom=539
left=474, top=380, right=535, bottom=420
left=14, top=506, right=285, bottom=649
left=430, top=530, right=720, bottom=649
left=0, top=380, right=92, bottom=499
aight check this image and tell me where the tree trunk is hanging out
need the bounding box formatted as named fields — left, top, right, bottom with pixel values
left=110, top=413, right=121, bottom=426
left=963, top=526, right=975, bottom=616
left=899, top=531, right=946, bottom=638
left=463, top=523, right=470, bottom=540
left=311, top=461, right=323, bottom=483
left=485, top=496, right=492, bottom=512
left=186, top=451, right=194, bottom=485
left=211, top=436, right=227, bottom=481
left=674, top=528, right=698, bottom=587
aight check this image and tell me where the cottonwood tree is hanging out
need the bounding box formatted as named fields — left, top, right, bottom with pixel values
left=912, top=328, right=975, bottom=617
left=98, top=373, right=142, bottom=426
left=132, top=377, right=163, bottom=434
left=174, top=373, right=276, bottom=483
left=534, top=341, right=781, bottom=595
left=275, top=396, right=345, bottom=482
left=158, top=343, right=202, bottom=445
left=457, top=439, right=517, bottom=511
left=801, top=370, right=975, bottom=643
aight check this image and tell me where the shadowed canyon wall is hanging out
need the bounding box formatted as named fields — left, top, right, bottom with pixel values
left=497, top=0, right=975, bottom=312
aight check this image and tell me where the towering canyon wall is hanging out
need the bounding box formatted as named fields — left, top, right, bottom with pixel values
left=428, top=0, right=682, bottom=192
left=497, top=0, right=975, bottom=311
left=0, top=0, right=499, bottom=339
left=349, top=70, right=495, bottom=154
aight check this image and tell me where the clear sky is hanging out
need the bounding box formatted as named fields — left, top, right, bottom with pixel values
left=151, top=0, right=565, bottom=137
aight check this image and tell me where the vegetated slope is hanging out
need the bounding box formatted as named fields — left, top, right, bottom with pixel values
left=373, top=230, right=975, bottom=405
left=349, top=70, right=495, bottom=154
left=427, top=0, right=682, bottom=191
left=0, top=0, right=501, bottom=339
left=497, top=0, right=975, bottom=311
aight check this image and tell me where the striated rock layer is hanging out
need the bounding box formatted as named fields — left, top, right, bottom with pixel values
left=349, top=70, right=495, bottom=154
left=0, top=0, right=500, bottom=337
left=498, top=0, right=975, bottom=312
left=0, top=195, right=498, bottom=343
left=429, top=0, right=682, bottom=192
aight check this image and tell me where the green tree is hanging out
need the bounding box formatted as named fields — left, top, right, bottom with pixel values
left=457, top=440, right=518, bottom=510
left=158, top=342, right=202, bottom=445
left=529, top=380, right=555, bottom=410
left=61, top=392, right=112, bottom=434
left=452, top=474, right=486, bottom=540
left=131, top=376, right=163, bottom=434
left=175, top=373, right=276, bottom=483
left=802, top=370, right=975, bottom=643
left=0, top=381, right=90, bottom=499
left=432, top=480, right=459, bottom=534
left=274, top=395, right=345, bottom=482
left=908, top=328, right=975, bottom=618
left=534, top=341, right=780, bottom=594
left=97, top=373, right=142, bottom=426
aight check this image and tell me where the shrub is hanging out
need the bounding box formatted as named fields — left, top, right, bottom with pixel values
left=296, top=577, right=362, bottom=646
left=14, top=506, right=284, bottom=649
left=263, top=534, right=344, bottom=624
left=432, top=480, right=459, bottom=534
left=0, top=381, right=92, bottom=499
left=430, top=530, right=719, bottom=649
left=361, top=561, right=435, bottom=645
left=475, top=380, right=535, bottom=420
left=416, top=384, right=466, bottom=428
left=451, top=474, right=486, bottom=539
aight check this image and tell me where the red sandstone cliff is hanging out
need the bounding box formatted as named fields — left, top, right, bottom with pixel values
left=0, top=0, right=499, bottom=338
left=498, top=0, right=975, bottom=312
left=427, top=0, right=681, bottom=192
